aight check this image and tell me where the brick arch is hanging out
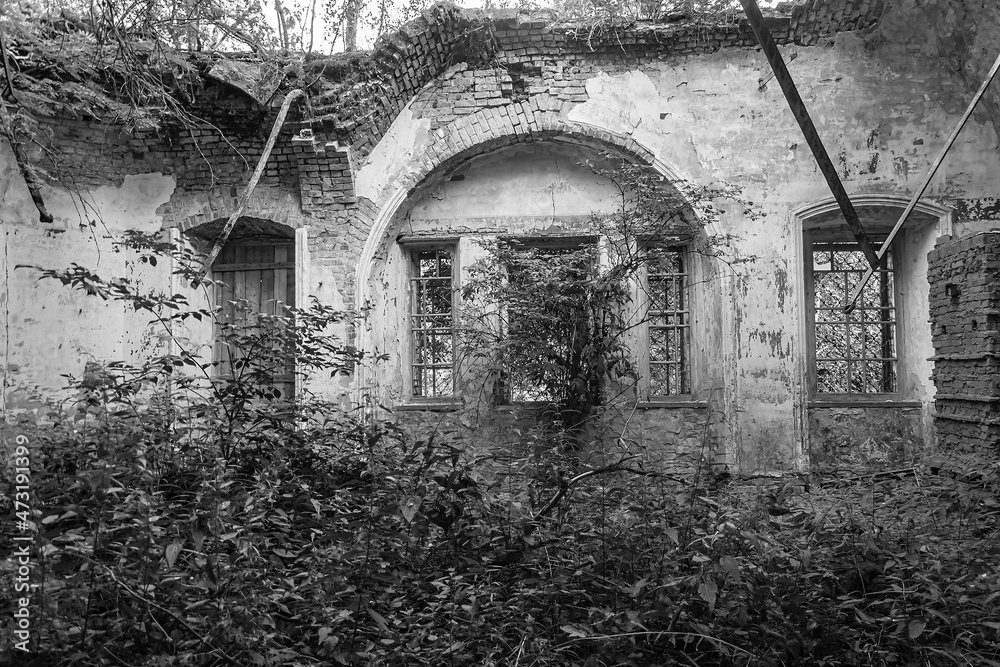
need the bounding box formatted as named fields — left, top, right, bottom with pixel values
left=399, top=99, right=684, bottom=195
left=183, top=216, right=296, bottom=241
left=353, top=103, right=692, bottom=397
left=356, top=101, right=691, bottom=303
left=157, top=184, right=307, bottom=233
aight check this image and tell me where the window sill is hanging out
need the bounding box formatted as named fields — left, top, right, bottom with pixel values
left=637, top=399, right=709, bottom=409
left=394, top=400, right=463, bottom=412
left=808, top=399, right=923, bottom=409
left=495, top=401, right=556, bottom=410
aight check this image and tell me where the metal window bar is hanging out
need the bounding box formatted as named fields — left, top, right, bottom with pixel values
left=411, top=248, right=456, bottom=398
left=812, top=244, right=896, bottom=394
left=647, top=248, right=690, bottom=396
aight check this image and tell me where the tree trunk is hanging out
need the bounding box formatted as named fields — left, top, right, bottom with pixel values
left=201, top=89, right=304, bottom=275
left=0, top=104, right=53, bottom=223
left=274, top=0, right=290, bottom=50
left=343, top=0, right=361, bottom=52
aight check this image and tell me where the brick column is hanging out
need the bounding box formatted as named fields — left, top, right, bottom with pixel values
left=291, top=134, right=357, bottom=214
left=928, top=233, right=1000, bottom=452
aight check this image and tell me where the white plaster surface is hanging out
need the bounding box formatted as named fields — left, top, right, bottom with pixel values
left=2, top=143, right=176, bottom=403
left=409, top=143, right=621, bottom=220
left=356, top=103, right=432, bottom=202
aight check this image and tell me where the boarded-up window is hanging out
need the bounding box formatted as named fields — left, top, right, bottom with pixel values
left=213, top=240, right=296, bottom=399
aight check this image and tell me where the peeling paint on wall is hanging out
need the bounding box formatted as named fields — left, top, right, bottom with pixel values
left=809, top=407, right=921, bottom=469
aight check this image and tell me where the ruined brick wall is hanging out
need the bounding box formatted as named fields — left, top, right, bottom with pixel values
left=38, top=113, right=324, bottom=196
left=25, top=0, right=889, bottom=194
left=928, top=233, right=1000, bottom=453
left=24, top=1, right=886, bottom=315
left=308, top=0, right=885, bottom=153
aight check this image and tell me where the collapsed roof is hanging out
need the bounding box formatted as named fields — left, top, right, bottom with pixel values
left=2, top=0, right=884, bottom=140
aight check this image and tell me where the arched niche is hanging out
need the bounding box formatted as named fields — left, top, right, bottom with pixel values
left=185, top=216, right=296, bottom=242
left=793, top=195, right=952, bottom=467
left=358, top=136, right=727, bottom=474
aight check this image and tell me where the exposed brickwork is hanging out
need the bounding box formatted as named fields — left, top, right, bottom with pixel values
left=22, top=0, right=887, bottom=204
left=304, top=0, right=885, bottom=156
left=158, top=185, right=305, bottom=233
left=291, top=137, right=357, bottom=212
left=928, top=233, right=1000, bottom=453
left=21, top=0, right=887, bottom=338
left=28, top=0, right=884, bottom=206
left=37, top=116, right=301, bottom=192
left=410, top=63, right=590, bottom=130
left=401, top=97, right=656, bottom=195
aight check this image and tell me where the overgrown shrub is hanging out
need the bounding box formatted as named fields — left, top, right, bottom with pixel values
left=3, top=222, right=1000, bottom=667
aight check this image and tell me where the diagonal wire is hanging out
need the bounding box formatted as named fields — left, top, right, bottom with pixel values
left=740, top=0, right=880, bottom=271
left=844, top=51, right=1000, bottom=313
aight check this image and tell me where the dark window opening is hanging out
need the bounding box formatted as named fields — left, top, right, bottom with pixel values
left=213, top=239, right=296, bottom=400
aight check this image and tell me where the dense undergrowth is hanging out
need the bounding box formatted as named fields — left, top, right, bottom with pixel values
left=3, top=394, right=1000, bottom=666
left=3, top=225, right=1000, bottom=666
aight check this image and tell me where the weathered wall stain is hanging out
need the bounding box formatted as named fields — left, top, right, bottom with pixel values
left=809, top=407, right=921, bottom=470
left=892, top=156, right=910, bottom=177
left=867, top=152, right=879, bottom=174
left=747, top=330, right=789, bottom=360
left=953, top=198, right=1000, bottom=221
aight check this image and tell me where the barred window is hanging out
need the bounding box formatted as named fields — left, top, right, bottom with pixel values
left=645, top=247, right=691, bottom=397
left=410, top=247, right=457, bottom=398
left=808, top=243, right=897, bottom=394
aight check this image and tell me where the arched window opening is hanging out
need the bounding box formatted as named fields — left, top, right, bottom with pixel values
left=190, top=218, right=297, bottom=400
left=381, top=141, right=704, bottom=410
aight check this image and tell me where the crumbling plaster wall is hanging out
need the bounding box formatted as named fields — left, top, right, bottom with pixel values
left=1, top=141, right=175, bottom=406
left=2, top=4, right=897, bottom=412
left=356, top=15, right=1000, bottom=472
left=0, top=117, right=358, bottom=406
left=366, top=141, right=728, bottom=470
left=367, top=144, right=624, bottom=395
left=874, top=1, right=1000, bottom=149
left=871, top=0, right=1000, bottom=234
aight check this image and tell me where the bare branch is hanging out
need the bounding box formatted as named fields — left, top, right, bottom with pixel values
left=200, top=87, right=303, bottom=275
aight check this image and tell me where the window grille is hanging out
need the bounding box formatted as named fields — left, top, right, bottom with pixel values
left=810, top=244, right=897, bottom=394
left=410, top=247, right=457, bottom=398
left=646, top=247, right=690, bottom=397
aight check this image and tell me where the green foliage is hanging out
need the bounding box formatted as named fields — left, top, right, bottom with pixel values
left=550, top=0, right=743, bottom=28
left=2, top=0, right=279, bottom=141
